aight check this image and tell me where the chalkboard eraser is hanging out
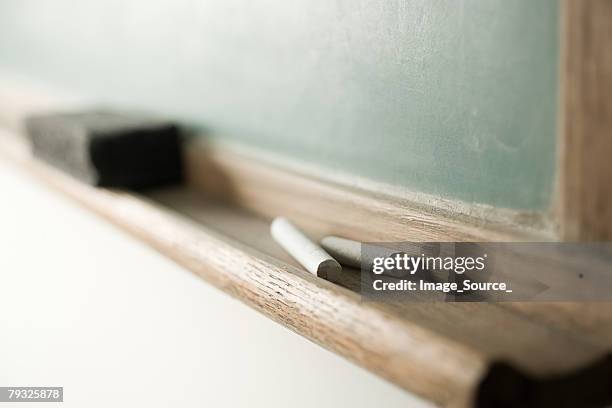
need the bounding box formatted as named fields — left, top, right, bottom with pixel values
left=24, top=110, right=183, bottom=189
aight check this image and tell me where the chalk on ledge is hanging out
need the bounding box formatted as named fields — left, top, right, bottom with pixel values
left=270, top=217, right=342, bottom=281
left=25, top=109, right=183, bottom=189
left=320, top=236, right=361, bottom=268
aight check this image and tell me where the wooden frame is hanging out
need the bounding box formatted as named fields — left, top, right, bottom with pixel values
left=557, top=0, right=612, bottom=241
left=184, top=143, right=551, bottom=243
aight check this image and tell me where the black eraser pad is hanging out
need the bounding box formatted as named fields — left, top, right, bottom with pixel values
left=25, top=110, right=183, bottom=189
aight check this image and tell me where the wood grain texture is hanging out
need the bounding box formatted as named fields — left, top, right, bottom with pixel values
left=185, top=143, right=553, bottom=244
left=0, top=133, right=484, bottom=406
left=1, top=133, right=611, bottom=407
left=151, top=186, right=612, bottom=349
left=558, top=0, right=612, bottom=240
left=508, top=302, right=612, bottom=348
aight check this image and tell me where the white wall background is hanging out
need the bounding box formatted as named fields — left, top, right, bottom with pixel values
left=0, top=160, right=430, bottom=408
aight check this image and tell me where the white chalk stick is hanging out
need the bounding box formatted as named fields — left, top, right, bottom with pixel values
left=320, top=236, right=362, bottom=268
left=270, top=217, right=341, bottom=280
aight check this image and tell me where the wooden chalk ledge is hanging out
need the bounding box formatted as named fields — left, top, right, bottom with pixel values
left=1, top=131, right=612, bottom=408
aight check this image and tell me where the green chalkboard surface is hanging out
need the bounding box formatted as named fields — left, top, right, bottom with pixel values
left=0, top=0, right=559, bottom=210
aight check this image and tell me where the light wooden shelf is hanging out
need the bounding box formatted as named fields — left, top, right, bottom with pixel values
left=1, top=131, right=612, bottom=408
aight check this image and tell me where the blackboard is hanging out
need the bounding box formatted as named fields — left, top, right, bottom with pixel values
left=0, top=0, right=559, bottom=210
